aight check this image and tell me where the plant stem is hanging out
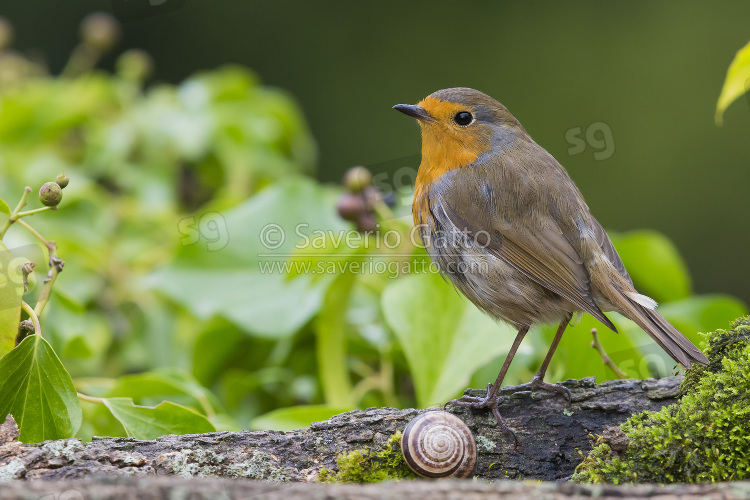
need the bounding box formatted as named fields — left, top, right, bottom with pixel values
left=16, top=219, right=55, bottom=251
left=9, top=187, right=32, bottom=217
left=0, top=186, right=32, bottom=239
left=371, top=199, right=397, bottom=224
left=315, top=272, right=356, bottom=407
left=15, top=207, right=52, bottom=218
left=590, top=328, right=628, bottom=379
left=34, top=242, right=63, bottom=318
left=10, top=217, right=63, bottom=318
left=77, top=393, right=105, bottom=405
left=20, top=301, right=41, bottom=337
left=34, top=256, right=63, bottom=318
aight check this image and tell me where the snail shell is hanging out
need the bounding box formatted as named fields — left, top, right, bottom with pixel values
left=401, top=410, right=477, bottom=479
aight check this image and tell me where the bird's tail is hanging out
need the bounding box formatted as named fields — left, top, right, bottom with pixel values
left=616, top=291, right=709, bottom=368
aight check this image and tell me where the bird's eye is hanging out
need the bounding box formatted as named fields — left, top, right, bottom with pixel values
left=454, top=111, right=473, bottom=126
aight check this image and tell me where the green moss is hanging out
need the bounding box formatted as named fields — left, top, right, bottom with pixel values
left=573, top=316, right=750, bottom=484
left=317, top=431, right=418, bottom=483
left=680, top=316, right=750, bottom=394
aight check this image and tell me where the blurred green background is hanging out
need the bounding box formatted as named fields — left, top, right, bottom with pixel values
left=4, top=1, right=750, bottom=302
left=0, top=1, right=749, bottom=440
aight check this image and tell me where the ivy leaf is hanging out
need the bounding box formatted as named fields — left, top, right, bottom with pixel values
left=102, top=397, right=215, bottom=440
left=0, top=241, right=24, bottom=357
left=382, top=272, right=518, bottom=408
left=150, top=268, right=329, bottom=339
left=105, top=369, right=221, bottom=415
left=609, top=230, right=691, bottom=303
left=0, top=335, right=82, bottom=442
left=148, top=176, right=347, bottom=339
left=716, top=39, right=750, bottom=124
left=0, top=199, right=10, bottom=215
left=191, top=320, right=244, bottom=386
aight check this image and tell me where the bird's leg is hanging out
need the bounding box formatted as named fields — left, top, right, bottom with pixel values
left=445, top=325, right=529, bottom=443
left=524, top=313, right=573, bottom=402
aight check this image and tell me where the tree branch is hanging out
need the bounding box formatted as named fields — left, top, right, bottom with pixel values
left=0, top=376, right=683, bottom=483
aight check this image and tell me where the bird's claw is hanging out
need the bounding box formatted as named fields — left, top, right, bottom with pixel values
left=522, top=376, right=572, bottom=403
left=444, top=386, right=519, bottom=447
left=491, top=405, right=518, bottom=447
left=444, top=394, right=492, bottom=410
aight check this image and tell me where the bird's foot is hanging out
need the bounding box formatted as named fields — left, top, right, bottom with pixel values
left=445, top=383, right=518, bottom=446
left=519, top=375, right=571, bottom=402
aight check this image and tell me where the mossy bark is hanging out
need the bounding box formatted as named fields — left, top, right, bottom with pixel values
left=574, top=317, right=750, bottom=483
left=0, top=376, right=681, bottom=482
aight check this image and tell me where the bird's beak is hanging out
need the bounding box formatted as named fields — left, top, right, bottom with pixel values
left=392, top=104, right=436, bottom=122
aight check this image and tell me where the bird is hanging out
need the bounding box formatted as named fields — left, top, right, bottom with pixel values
left=393, top=87, right=709, bottom=443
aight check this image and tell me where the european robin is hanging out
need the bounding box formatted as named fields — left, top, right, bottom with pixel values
left=394, top=88, right=708, bottom=443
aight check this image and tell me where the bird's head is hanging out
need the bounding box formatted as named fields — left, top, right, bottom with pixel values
left=394, top=87, right=525, bottom=174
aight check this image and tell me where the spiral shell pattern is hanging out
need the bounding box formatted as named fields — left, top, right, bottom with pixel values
left=400, top=411, right=477, bottom=478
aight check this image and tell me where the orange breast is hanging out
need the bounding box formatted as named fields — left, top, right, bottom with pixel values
left=411, top=96, right=492, bottom=228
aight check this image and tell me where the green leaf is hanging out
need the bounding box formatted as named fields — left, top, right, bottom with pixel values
left=287, top=231, right=362, bottom=282
left=716, top=39, right=750, bottom=124
left=609, top=230, right=691, bottom=303
left=150, top=268, right=330, bottom=339
left=0, top=198, right=10, bottom=215
left=102, top=397, right=216, bottom=440
left=44, top=299, right=111, bottom=361
left=148, top=176, right=347, bottom=338
left=382, top=272, right=518, bottom=407
left=0, top=241, right=24, bottom=357
left=170, top=176, right=346, bottom=270
left=192, top=320, right=244, bottom=385
left=250, top=404, right=354, bottom=431
left=105, top=369, right=221, bottom=416
left=0, top=335, right=82, bottom=442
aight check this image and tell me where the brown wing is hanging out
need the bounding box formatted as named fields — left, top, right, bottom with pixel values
left=440, top=200, right=617, bottom=332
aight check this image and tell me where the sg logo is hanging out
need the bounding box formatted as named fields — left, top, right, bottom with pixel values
left=177, top=212, right=229, bottom=252
left=565, top=122, right=615, bottom=161
left=0, top=244, right=46, bottom=312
